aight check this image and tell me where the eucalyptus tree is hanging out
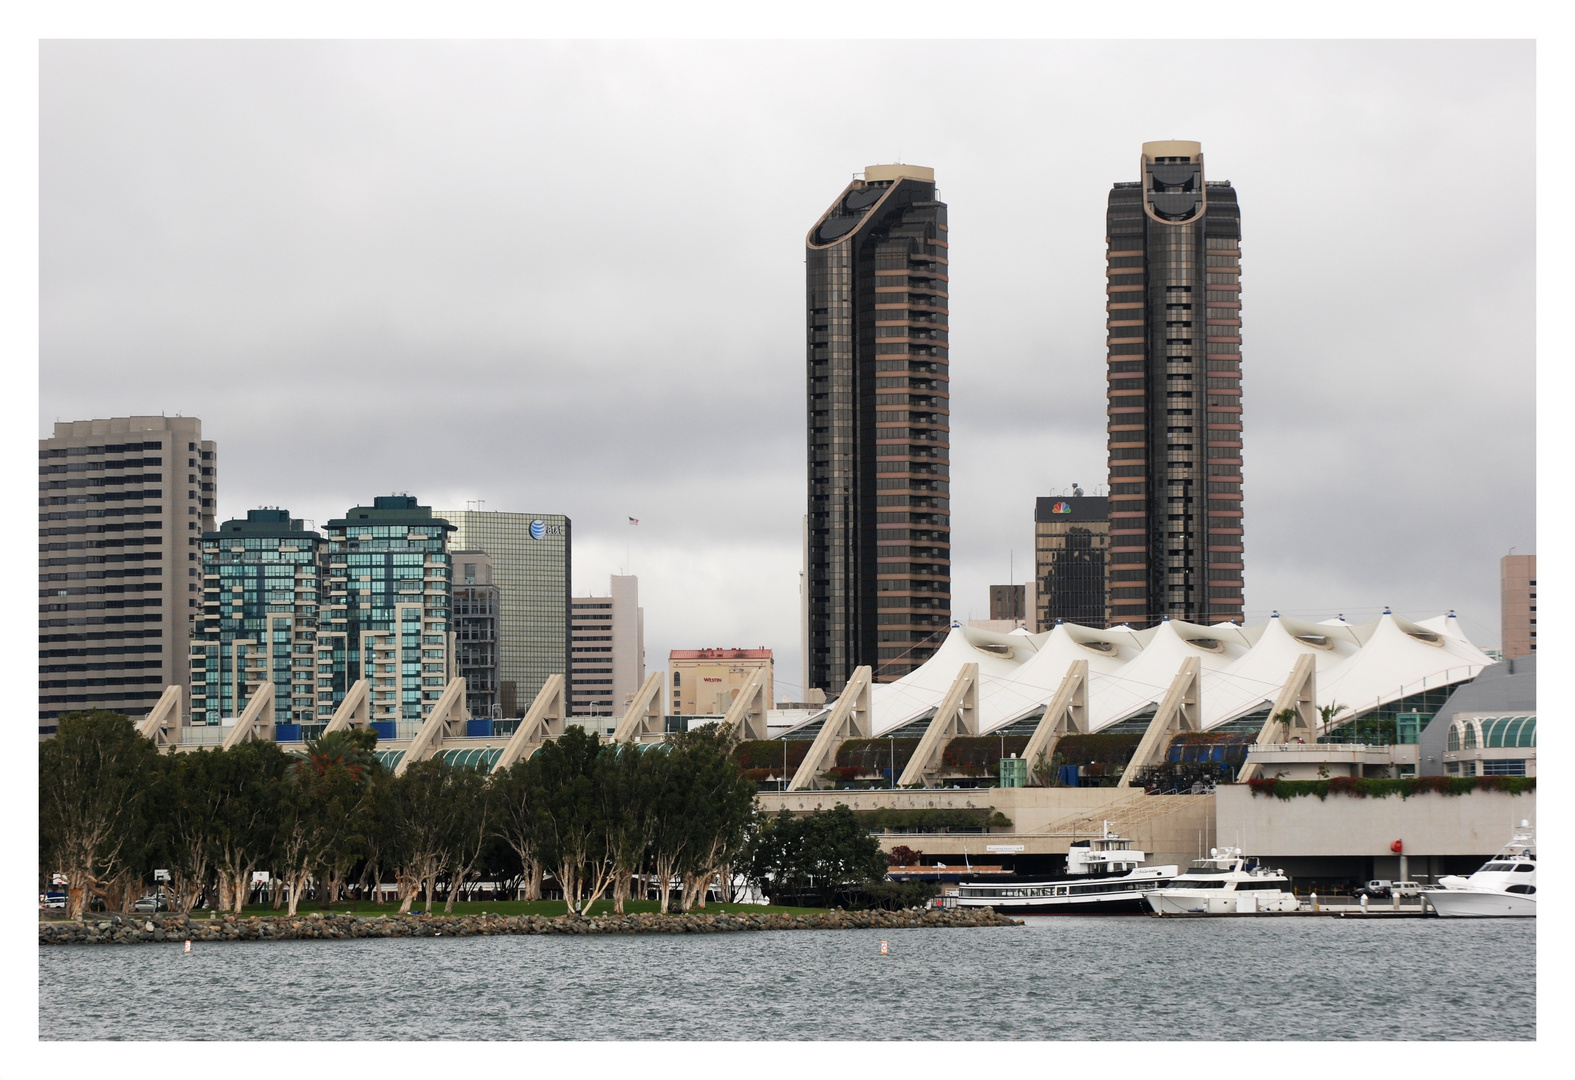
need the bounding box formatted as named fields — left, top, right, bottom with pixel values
left=670, top=725, right=757, bottom=910
left=208, top=739, right=292, bottom=913
left=527, top=725, right=609, bottom=914
left=644, top=743, right=693, bottom=914
left=488, top=759, right=543, bottom=901
left=597, top=740, right=656, bottom=914
left=153, top=748, right=228, bottom=914
left=442, top=764, right=490, bottom=913
left=383, top=757, right=460, bottom=914
left=39, top=710, right=161, bottom=917
left=299, top=729, right=380, bottom=907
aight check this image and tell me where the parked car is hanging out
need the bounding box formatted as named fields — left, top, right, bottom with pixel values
left=1353, top=880, right=1392, bottom=899
left=133, top=894, right=168, bottom=913
left=1390, top=881, right=1425, bottom=898
left=40, top=891, right=66, bottom=909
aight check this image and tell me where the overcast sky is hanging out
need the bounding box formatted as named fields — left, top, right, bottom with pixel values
left=39, top=39, right=1535, bottom=696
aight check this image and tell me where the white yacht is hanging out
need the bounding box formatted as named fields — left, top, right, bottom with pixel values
left=953, top=824, right=1179, bottom=915
left=1143, top=847, right=1299, bottom=915
left=1423, top=821, right=1536, bottom=918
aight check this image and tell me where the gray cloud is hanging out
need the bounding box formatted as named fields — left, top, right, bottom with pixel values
left=41, top=39, right=1534, bottom=690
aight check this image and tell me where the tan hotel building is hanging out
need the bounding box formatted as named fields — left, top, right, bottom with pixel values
left=670, top=647, right=773, bottom=716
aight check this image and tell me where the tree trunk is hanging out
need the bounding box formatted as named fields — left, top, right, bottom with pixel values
left=65, top=870, right=93, bottom=920
left=653, top=854, right=678, bottom=914
left=526, top=859, right=542, bottom=901
left=286, top=870, right=310, bottom=916
left=396, top=870, right=417, bottom=914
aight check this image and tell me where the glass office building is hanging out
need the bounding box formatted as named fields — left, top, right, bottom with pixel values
left=805, top=164, right=950, bottom=694
left=1105, top=141, right=1245, bottom=627
left=317, top=497, right=455, bottom=723
left=189, top=509, right=322, bottom=735
left=437, top=510, right=570, bottom=716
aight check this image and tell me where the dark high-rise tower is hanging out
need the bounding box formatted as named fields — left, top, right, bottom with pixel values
left=805, top=164, right=950, bottom=693
left=1105, top=141, right=1244, bottom=626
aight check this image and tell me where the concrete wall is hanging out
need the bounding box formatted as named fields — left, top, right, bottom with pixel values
left=758, top=787, right=1215, bottom=870
left=1216, top=783, right=1534, bottom=860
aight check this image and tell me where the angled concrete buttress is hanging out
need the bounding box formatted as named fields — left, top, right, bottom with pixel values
left=1019, top=659, right=1089, bottom=782
left=1117, top=656, right=1203, bottom=788
left=722, top=666, right=772, bottom=741
left=1237, top=653, right=1318, bottom=782
left=494, top=674, right=566, bottom=771
left=612, top=671, right=667, bottom=743
left=394, top=678, right=468, bottom=776
left=788, top=665, right=873, bottom=791
left=322, top=679, right=373, bottom=733
left=897, top=663, right=979, bottom=787
left=137, top=684, right=184, bottom=749
left=221, top=681, right=276, bottom=750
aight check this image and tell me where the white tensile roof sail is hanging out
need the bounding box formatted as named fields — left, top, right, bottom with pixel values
left=975, top=621, right=1145, bottom=733
left=810, top=610, right=1498, bottom=743
left=1199, top=613, right=1365, bottom=728
left=1081, top=618, right=1250, bottom=732
left=868, top=624, right=1040, bottom=735
left=1317, top=611, right=1494, bottom=724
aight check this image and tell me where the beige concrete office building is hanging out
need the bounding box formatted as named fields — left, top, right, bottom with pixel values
left=570, top=574, right=644, bottom=716
left=670, top=647, right=774, bottom=716
left=1501, top=553, right=1536, bottom=660
left=40, top=416, right=217, bottom=736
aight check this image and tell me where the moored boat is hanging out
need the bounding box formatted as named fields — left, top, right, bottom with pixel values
left=1423, top=821, right=1536, bottom=918
left=1142, top=847, right=1299, bottom=915
left=953, top=824, right=1178, bottom=915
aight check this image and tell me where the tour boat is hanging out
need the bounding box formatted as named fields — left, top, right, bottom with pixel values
left=953, top=824, right=1179, bottom=914
left=1423, top=821, right=1536, bottom=918
left=1142, top=847, right=1299, bottom=915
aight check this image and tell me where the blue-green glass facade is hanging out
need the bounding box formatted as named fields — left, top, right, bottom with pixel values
left=316, top=496, right=455, bottom=723
left=190, top=508, right=322, bottom=727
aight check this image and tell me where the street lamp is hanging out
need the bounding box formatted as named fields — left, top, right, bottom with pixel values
left=889, top=734, right=896, bottom=789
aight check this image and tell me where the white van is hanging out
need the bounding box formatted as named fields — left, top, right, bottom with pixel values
left=1390, top=881, right=1424, bottom=898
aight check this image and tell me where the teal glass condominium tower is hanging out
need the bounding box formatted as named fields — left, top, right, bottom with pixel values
left=316, top=496, right=455, bottom=723
left=189, top=508, right=322, bottom=731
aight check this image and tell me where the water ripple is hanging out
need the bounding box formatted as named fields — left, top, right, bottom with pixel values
left=38, top=917, right=1534, bottom=1041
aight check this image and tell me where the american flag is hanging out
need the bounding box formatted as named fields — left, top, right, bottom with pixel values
left=628, top=517, right=639, bottom=525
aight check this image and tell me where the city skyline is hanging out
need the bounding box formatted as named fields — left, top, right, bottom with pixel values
left=40, top=41, right=1535, bottom=696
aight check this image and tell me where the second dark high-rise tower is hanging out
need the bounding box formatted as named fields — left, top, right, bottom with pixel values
left=1105, top=141, right=1245, bottom=626
left=806, top=164, right=950, bottom=693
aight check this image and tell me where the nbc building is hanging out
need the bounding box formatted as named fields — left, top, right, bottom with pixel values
left=805, top=163, right=950, bottom=694
left=1105, top=141, right=1244, bottom=627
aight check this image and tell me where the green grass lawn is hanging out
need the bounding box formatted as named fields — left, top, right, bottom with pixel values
left=179, top=898, right=829, bottom=919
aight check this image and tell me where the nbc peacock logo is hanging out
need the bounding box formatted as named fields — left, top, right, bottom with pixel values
left=1052, top=501, right=1072, bottom=514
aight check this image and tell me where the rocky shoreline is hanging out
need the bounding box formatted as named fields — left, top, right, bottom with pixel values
left=40, top=906, right=1018, bottom=945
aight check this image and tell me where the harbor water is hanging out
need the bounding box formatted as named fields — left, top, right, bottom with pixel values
left=39, top=915, right=1533, bottom=1041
